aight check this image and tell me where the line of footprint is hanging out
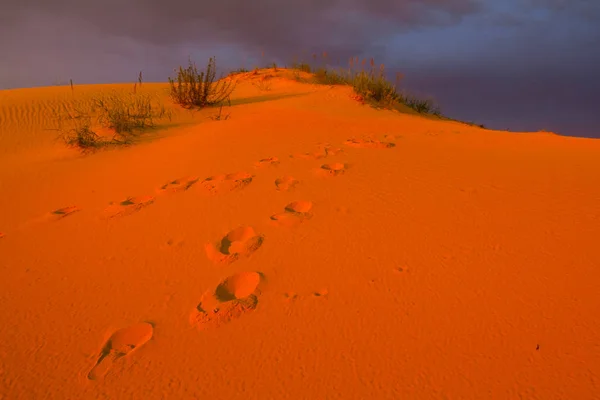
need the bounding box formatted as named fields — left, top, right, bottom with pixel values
left=0, top=136, right=396, bottom=381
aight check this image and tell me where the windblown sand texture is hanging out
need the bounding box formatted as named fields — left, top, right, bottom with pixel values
left=1, top=69, right=599, bottom=399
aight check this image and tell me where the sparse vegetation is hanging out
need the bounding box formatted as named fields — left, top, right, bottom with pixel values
left=51, top=51, right=472, bottom=151
left=168, top=57, right=236, bottom=109
left=52, top=75, right=171, bottom=151
left=252, top=76, right=273, bottom=92
left=54, top=105, right=105, bottom=149
left=399, top=92, right=441, bottom=115
left=291, top=60, right=312, bottom=73
left=290, top=53, right=442, bottom=115
left=228, top=68, right=249, bottom=76
left=93, top=91, right=169, bottom=135
left=313, top=67, right=349, bottom=85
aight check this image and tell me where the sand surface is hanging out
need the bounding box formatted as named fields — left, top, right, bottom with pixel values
left=1, top=71, right=599, bottom=399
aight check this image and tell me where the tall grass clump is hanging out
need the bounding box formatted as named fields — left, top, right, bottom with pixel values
left=291, top=61, right=312, bottom=73
left=168, top=57, right=235, bottom=108
left=313, top=67, right=350, bottom=85
left=348, top=58, right=400, bottom=107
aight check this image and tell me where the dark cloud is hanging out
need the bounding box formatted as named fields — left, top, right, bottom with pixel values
left=3, top=0, right=481, bottom=56
left=0, top=0, right=599, bottom=137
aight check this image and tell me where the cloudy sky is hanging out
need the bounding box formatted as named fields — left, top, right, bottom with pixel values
left=1, top=0, right=598, bottom=137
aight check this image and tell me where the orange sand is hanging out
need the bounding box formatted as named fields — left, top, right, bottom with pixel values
left=1, top=70, right=599, bottom=399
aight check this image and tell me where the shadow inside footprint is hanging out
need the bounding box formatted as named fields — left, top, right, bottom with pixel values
left=317, top=143, right=344, bottom=156
left=320, top=163, right=346, bottom=176
left=255, top=157, right=280, bottom=167
left=205, top=226, right=264, bottom=264
left=104, top=196, right=155, bottom=218
left=49, top=206, right=80, bottom=220
left=275, top=176, right=299, bottom=192
left=344, top=138, right=395, bottom=149
left=157, top=176, right=199, bottom=194
left=271, top=201, right=313, bottom=227
left=200, top=172, right=254, bottom=194
left=87, top=322, right=153, bottom=380
left=191, top=271, right=264, bottom=330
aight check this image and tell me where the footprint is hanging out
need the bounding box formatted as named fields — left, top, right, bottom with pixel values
left=313, top=288, right=329, bottom=298
left=103, top=196, right=155, bottom=218
left=283, top=291, right=298, bottom=302
left=190, top=271, right=263, bottom=330
left=290, top=151, right=326, bottom=160
left=87, top=322, right=153, bottom=380
left=47, top=206, right=80, bottom=221
left=270, top=201, right=313, bottom=227
left=160, top=237, right=185, bottom=250
left=275, top=176, right=299, bottom=192
left=205, top=226, right=264, bottom=264
left=285, top=200, right=313, bottom=215
left=319, top=162, right=347, bottom=176
left=255, top=157, right=280, bottom=167
left=344, top=138, right=395, bottom=149
left=291, top=143, right=343, bottom=160
left=156, top=176, right=199, bottom=194
left=199, top=172, right=254, bottom=194
left=317, top=143, right=344, bottom=156
left=0, top=232, right=4, bottom=239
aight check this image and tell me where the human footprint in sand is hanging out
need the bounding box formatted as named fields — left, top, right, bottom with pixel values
left=205, top=226, right=264, bottom=264
left=87, top=322, right=153, bottom=380
left=103, top=196, right=155, bottom=218
left=270, top=200, right=313, bottom=227
left=190, top=271, right=264, bottom=330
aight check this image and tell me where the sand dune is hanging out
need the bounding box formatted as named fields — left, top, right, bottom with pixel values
left=1, top=71, right=599, bottom=399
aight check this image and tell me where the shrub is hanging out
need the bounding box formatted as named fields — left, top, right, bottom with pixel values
left=399, top=92, right=441, bottom=115
left=93, top=91, right=169, bottom=136
left=168, top=57, right=236, bottom=108
left=313, top=68, right=350, bottom=85
left=54, top=105, right=107, bottom=149
left=291, top=62, right=312, bottom=73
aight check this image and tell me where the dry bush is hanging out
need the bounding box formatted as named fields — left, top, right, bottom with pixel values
left=168, top=57, right=236, bottom=108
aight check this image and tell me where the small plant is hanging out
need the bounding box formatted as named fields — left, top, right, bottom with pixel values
left=133, top=71, right=143, bottom=94
left=291, top=61, right=311, bottom=73
left=210, top=97, right=231, bottom=121
left=399, top=92, right=441, bottom=115
left=252, top=76, right=273, bottom=91
left=53, top=104, right=108, bottom=150
left=313, top=67, right=349, bottom=85
left=168, top=57, right=236, bottom=108
left=228, top=68, right=249, bottom=76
